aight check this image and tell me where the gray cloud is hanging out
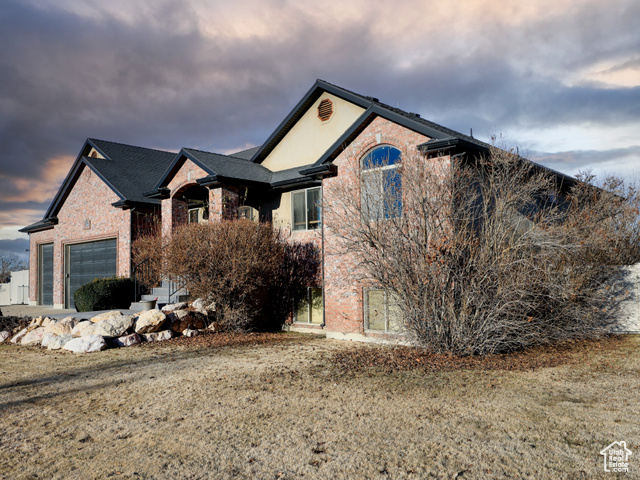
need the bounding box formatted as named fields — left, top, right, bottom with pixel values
left=532, top=146, right=640, bottom=177
left=0, top=238, right=30, bottom=261
left=1, top=0, right=639, bottom=231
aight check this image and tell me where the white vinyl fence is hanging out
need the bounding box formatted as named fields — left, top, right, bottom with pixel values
left=614, top=263, right=640, bottom=333
left=0, top=269, right=29, bottom=306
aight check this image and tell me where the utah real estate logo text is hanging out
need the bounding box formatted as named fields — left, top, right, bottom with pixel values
left=600, top=441, right=632, bottom=473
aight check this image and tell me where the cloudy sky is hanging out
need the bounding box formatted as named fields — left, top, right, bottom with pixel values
left=1, top=0, right=639, bottom=259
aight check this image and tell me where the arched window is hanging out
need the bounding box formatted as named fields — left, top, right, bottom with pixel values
left=361, top=146, right=402, bottom=220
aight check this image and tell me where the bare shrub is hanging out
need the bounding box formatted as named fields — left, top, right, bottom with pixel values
left=326, top=145, right=640, bottom=355
left=0, top=252, right=27, bottom=283
left=161, top=220, right=319, bottom=331
left=131, top=233, right=165, bottom=290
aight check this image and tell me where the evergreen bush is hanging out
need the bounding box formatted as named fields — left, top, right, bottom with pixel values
left=74, top=277, right=135, bottom=312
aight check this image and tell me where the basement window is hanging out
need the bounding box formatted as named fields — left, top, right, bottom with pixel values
left=292, top=187, right=321, bottom=231
left=364, top=288, right=403, bottom=332
left=294, top=287, right=323, bottom=324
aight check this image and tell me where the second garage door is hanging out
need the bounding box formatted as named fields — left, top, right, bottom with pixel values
left=65, top=238, right=117, bottom=308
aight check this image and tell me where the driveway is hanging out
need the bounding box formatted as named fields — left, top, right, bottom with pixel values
left=0, top=304, right=140, bottom=319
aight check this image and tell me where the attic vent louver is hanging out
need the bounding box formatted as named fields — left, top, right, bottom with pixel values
left=318, top=99, right=333, bottom=121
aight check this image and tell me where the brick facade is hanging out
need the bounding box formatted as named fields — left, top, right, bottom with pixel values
left=161, top=159, right=210, bottom=238
left=24, top=83, right=466, bottom=342
left=322, top=117, right=431, bottom=335
left=28, top=164, right=132, bottom=307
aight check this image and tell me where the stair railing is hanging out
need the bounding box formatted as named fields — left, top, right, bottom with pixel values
left=132, top=257, right=154, bottom=302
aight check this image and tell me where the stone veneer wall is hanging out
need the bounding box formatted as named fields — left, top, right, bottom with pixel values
left=28, top=165, right=131, bottom=307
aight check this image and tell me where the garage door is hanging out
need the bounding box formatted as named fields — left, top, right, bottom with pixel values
left=39, top=243, right=54, bottom=305
left=65, top=239, right=117, bottom=308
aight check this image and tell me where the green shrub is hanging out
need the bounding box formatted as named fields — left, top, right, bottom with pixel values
left=74, top=277, right=136, bottom=312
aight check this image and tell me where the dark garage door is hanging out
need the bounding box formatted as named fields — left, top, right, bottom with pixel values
left=66, top=239, right=117, bottom=308
left=39, top=243, right=54, bottom=305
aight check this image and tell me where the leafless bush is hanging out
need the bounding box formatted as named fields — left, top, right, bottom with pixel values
left=0, top=252, right=27, bottom=283
left=131, top=233, right=165, bottom=289
left=155, top=220, right=319, bottom=331
left=326, top=145, right=640, bottom=355
left=0, top=315, right=30, bottom=333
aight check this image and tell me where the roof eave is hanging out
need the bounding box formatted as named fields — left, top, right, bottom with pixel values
left=197, top=174, right=270, bottom=189
left=299, top=164, right=338, bottom=178
left=270, top=177, right=321, bottom=189
left=143, top=187, right=171, bottom=199
left=418, top=137, right=489, bottom=154
left=19, top=217, right=58, bottom=234
left=111, top=199, right=159, bottom=209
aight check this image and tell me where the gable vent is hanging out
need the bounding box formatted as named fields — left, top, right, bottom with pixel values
left=317, top=98, right=333, bottom=121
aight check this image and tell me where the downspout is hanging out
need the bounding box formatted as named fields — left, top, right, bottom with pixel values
left=321, top=182, right=326, bottom=328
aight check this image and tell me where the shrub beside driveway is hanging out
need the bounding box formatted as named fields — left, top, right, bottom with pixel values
left=0, top=333, right=638, bottom=479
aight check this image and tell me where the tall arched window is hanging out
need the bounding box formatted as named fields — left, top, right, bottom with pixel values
left=361, top=145, right=402, bottom=220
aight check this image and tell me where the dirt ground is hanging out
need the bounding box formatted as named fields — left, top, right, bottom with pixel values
left=1, top=333, right=638, bottom=479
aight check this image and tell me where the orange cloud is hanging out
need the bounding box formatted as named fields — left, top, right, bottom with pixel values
left=0, top=154, right=74, bottom=204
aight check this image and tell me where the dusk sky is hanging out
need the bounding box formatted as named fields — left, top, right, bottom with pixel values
left=1, top=0, right=639, bottom=259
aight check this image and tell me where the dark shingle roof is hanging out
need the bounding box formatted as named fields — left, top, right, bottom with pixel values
left=87, top=139, right=177, bottom=203
left=183, top=148, right=272, bottom=184
left=230, top=146, right=260, bottom=160
left=316, top=79, right=491, bottom=150
left=250, top=79, right=492, bottom=165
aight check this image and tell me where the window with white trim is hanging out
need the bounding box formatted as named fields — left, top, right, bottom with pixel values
left=364, top=288, right=403, bottom=332
left=292, top=187, right=321, bottom=231
left=361, top=146, right=402, bottom=221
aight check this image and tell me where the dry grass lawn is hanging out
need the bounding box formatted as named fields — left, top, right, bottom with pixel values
left=0, top=332, right=638, bottom=479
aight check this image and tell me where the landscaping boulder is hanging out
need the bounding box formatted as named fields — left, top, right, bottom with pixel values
left=192, top=298, right=215, bottom=315
left=85, top=314, right=134, bottom=338
left=41, top=332, right=57, bottom=348
left=141, top=330, right=172, bottom=342
left=112, top=333, right=141, bottom=348
left=71, top=321, right=93, bottom=337
left=45, top=316, right=79, bottom=336
left=135, top=309, right=167, bottom=334
left=90, top=311, right=123, bottom=323
left=29, top=316, right=44, bottom=327
left=182, top=328, right=200, bottom=338
left=0, top=331, right=10, bottom=343
left=161, top=302, right=188, bottom=313
left=41, top=317, right=54, bottom=328
left=48, top=334, right=73, bottom=350
left=21, top=327, right=47, bottom=346
left=63, top=335, right=107, bottom=353
left=10, top=328, right=28, bottom=344
left=168, top=310, right=206, bottom=333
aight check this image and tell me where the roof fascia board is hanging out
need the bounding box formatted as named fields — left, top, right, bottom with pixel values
left=270, top=177, right=321, bottom=189
left=111, top=199, right=159, bottom=209
left=311, top=105, right=465, bottom=168
left=419, top=137, right=489, bottom=154
left=197, top=174, right=270, bottom=189
left=19, top=218, right=57, bottom=233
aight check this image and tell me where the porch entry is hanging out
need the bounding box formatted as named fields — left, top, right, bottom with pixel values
left=64, top=238, right=117, bottom=308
